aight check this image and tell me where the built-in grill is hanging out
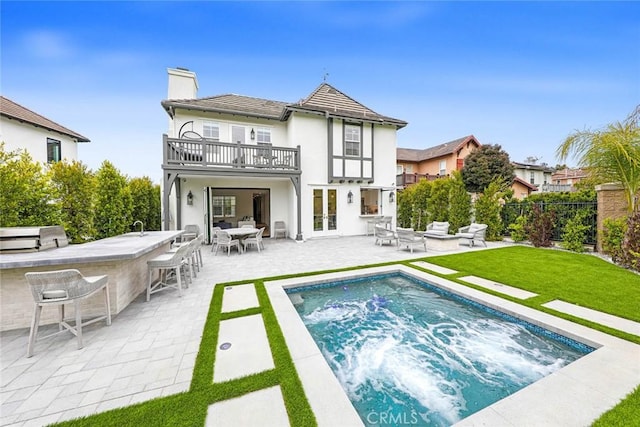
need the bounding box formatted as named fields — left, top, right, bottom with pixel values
left=0, top=226, right=68, bottom=252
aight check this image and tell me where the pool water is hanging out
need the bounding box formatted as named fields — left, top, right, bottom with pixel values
left=288, top=273, right=593, bottom=426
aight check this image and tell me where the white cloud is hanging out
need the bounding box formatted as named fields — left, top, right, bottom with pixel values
left=23, top=29, right=75, bottom=59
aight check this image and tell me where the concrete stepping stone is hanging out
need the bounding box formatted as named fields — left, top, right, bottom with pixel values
left=458, top=275, right=538, bottom=300
left=543, top=300, right=640, bottom=336
left=206, top=385, right=290, bottom=426
left=213, top=314, right=274, bottom=383
left=411, top=261, right=458, bottom=275
left=221, top=283, right=259, bottom=313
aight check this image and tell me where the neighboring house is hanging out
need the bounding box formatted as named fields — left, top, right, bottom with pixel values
left=396, top=135, right=481, bottom=188
left=160, top=68, right=407, bottom=241
left=512, top=162, right=554, bottom=192
left=547, top=167, right=589, bottom=192
left=0, top=96, right=90, bottom=163
left=511, top=176, right=538, bottom=199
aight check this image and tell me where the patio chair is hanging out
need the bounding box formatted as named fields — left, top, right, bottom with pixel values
left=425, top=221, right=450, bottom=236
left=182, top=224, right=200, bottom=242
left=147, top=242, right=192, bottom=301
left=214, top=230, right=241, bottom=256
left=374, top=225, right=398, bottom=247
left=24, top=269, right=111, bottom=357
left=210, top=226, right=221, bottom=252
left=455, top=223, right=488, bottom=247
left=396, top=227, right=427, bottom=253
left=243, top=227, right=265, bottom=253
left=273, top=221, right=287, bottom=239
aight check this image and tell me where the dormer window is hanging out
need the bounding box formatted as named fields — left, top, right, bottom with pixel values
left=344, top=123, right=361, bottom=156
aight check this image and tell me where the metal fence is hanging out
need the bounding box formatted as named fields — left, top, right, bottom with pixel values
left=501, top=201, right=598, bottom=245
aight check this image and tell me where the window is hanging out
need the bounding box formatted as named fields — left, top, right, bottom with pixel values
left=344, top=124, right=361, bottom=156
left=203, top=122, right=220, bottom=140
left=47, top=138, right=61, bottom=163
left=256, top=128, right=271, bottom=144
left=530, top=171, right=535, bottom=185
left=439, top=160, right=447, bottom=176
left=212, top=196, right=236, bottom=217
left=360, top=188, right=379, bottom=215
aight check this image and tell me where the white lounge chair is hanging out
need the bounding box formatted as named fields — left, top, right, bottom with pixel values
left=425, top=221, right=450, bottom=236
left=374, top=225, right=398, bottom=246
left=396, top=227, right=427, bottom=253
left=455, top=223, right=488, bottom=247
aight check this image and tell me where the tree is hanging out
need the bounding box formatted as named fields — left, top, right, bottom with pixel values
left=427, top=178, right=450, bottom=222
left=448, top=170, right=472, bottom=233
left=94, top=161, right=132, bottom=239
left=129, top=177, right=161, bottom=231
left=462, top=144, right=514, bottom=193
left=0, top=143, right=59, bottom=227
left=473, top=178, right=507, bottom=241
left=49, top=160, right=96, bottom=243
left=557, top=106, right=640, bottom=212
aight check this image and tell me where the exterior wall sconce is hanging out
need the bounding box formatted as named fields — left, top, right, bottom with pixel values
left=389, top=192, right=395, bottom=203
left=347, top=190, right=353, bottom=204
left=250, top=128, right=255, bottom=140
left=187, top=191, right=194, bottom=205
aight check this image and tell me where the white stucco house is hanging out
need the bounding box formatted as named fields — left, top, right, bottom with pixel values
left=161, top=68, right=407, bottom=242
left=0, top=96, right=90, bottom=163
left=512, top=161, right=554, bottom=192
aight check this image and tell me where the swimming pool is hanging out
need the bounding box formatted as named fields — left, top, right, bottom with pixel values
left=287, top=272, right=594, bottom=426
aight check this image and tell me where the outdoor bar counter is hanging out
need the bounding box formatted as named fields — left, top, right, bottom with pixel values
left=0, top=230, right=183, bottom=332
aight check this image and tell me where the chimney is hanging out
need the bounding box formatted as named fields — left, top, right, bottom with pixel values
left=167, top=67, right=198, bottom=100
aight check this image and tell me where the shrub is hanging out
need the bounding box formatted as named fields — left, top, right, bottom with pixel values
left=601, top=218, right=627, bottom=263
left=561, top=211, right=590, bottom=252
left=527, top=203, right=555, bottom=247
left=428, top=178, right=451, bottom=223
left=620, top=210, right=640, bottom=272
left=508, top=215, right=528, bottom=242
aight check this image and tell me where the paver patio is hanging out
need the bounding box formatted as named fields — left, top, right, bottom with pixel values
left=1, top=237, right=638, bottom=426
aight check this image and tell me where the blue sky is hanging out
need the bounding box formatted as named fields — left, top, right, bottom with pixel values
left=2, top=1, right=638, bottom=182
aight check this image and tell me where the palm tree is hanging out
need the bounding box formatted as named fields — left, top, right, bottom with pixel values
left=557, top=106, right=640, bottom=212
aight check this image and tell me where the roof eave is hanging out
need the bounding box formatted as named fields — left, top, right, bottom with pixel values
left=1, top=113, right=90, bottom=142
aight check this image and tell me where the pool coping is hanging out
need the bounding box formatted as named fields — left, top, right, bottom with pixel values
left=265, top=264, right=640, bottom=427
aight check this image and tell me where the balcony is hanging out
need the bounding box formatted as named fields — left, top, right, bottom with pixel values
left=163, top=136, right=300, bottom=173
left=396, top=172, right=444, bottom=188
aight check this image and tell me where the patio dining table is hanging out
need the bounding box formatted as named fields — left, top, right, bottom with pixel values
left=223, top=227, right=260, bottom=253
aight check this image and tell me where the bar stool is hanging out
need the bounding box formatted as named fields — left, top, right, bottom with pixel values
left=24, top=269, right=111, bottom=358
left=147, top=243, right=191, bottom=301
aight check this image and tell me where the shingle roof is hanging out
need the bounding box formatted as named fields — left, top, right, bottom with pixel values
left=397, top=135, right=480, bottom=162
left=162, top=83, right=407, bottom=128
left=161, top=94, right=288, bottom=120
left=0, top=96, right=90, bottom=142
left=286, top=83, right=407, bottom=128
left=512, top=162, right=555, bottom=173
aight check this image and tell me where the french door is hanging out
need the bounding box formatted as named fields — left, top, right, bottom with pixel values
left=312, top=187, right=338, bottom=237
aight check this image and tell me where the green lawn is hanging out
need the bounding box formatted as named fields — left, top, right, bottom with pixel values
left=53, top=245, right=639, bottom=426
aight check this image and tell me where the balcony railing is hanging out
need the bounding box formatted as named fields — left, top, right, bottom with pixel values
left=163, top=136, right=300, bottom=171
left=540, top=183, right=574, bottom=193
left=396, top=172, right=444, bottom=187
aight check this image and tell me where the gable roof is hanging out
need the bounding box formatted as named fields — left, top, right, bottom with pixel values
left=397, top=135, right=480, bottom=162
left=0, top=96, right=90, bottom=142
left=284, top=83, right=407, bottom=128
left=161, top=83, right=407, bottom=128
left=513, top=176, right=538, bottom=191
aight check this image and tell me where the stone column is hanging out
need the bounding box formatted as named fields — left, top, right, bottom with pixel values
left=595, top=183, right=629, bottom=252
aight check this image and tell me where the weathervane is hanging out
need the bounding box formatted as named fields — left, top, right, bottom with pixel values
left=323, top=70, right=329, bottom=82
